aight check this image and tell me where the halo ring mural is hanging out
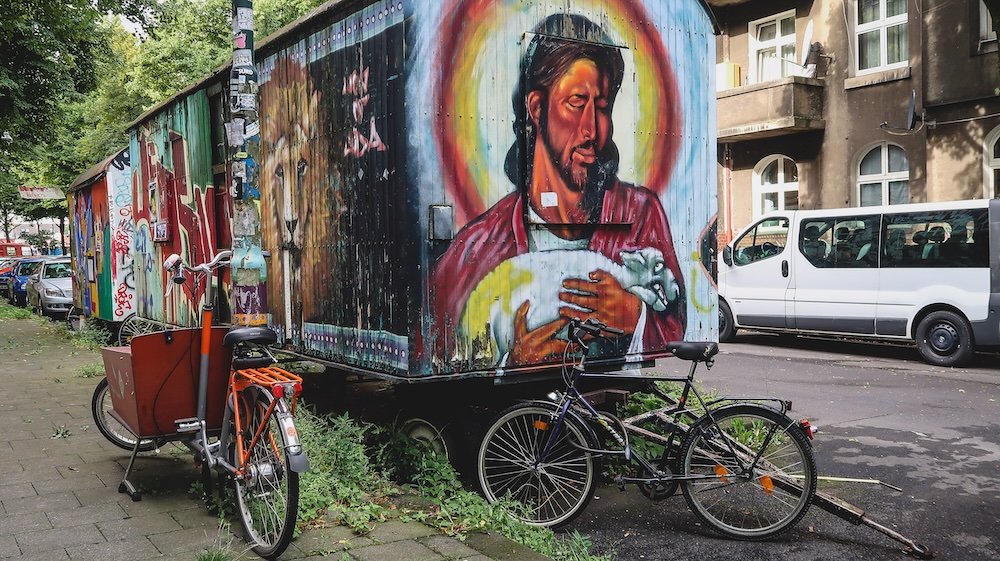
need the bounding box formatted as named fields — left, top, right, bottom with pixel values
left=433, top=0, right=683, bottom=228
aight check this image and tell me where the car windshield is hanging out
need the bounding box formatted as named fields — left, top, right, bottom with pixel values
left=19, top=261, right=41, bottom=275
left=44, top=263, right=72, bottom=278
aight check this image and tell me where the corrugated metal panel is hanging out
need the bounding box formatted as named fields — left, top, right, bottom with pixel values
left=120, top=0, right=717, bottom=381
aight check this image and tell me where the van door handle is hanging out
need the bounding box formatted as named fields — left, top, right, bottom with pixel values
left=781, top=260, right=789, bottom=277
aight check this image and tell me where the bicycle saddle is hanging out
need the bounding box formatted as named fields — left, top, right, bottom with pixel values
left=223, top=326, right=278, bottom=347
left=667, top=341, right=719, bottom=361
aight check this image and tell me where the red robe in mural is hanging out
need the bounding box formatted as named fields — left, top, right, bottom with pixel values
left=432, top=180, right=686, bottom=363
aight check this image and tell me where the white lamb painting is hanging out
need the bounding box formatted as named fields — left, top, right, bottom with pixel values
left=460, top=247, right=679, bottom=361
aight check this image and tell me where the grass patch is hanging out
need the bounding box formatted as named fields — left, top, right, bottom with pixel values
left=294, top=405, right=610, bottom=561
left=64, top=322, right=112, bottom=350
left=0, top=302, right=33, bottom=320
left=77, top=363, right=105, bottom=378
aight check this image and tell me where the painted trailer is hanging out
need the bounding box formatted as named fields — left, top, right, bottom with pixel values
left=128, top=90, right=234, bottom=329
left=257, top=0, right=719, bottom=380
left=67, top=149, right=138, bottom=337
left=124, top=0, right=719, bottom=383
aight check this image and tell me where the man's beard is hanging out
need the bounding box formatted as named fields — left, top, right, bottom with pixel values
left=538, top=124, right=616, bottom=221
left=560, top=140, right=596, bottom=191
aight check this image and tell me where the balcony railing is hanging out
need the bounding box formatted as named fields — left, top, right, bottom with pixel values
left=717, top=76, right=825, bottom=142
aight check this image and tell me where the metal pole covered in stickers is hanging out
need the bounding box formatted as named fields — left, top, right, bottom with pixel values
left=229, top=0, right=267, bottom=326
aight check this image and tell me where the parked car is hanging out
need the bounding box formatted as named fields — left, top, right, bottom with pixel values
left=8, top=258, right=47, bottom=307
left=26, top=259, right=73, bottom=318
left=0, top=258, right=20, bottom=300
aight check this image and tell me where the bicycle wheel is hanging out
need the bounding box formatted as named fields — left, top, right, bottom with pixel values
left=91, top=378, right=157, bottom=452
left=680, top=404, right=816, bottom=540
left=478, top=404, right=597, bottom=528
left=116, top=314, right=162, bottom=346
left=232, top=385, right=298, bottom=559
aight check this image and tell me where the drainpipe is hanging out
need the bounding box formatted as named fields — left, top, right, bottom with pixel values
left=228, top=0, right=268, bottom=326
left=722, top=142, right=734, bottom=246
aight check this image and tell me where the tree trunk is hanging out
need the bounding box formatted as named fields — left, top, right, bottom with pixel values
left=59, top=215, right=66, bottom=255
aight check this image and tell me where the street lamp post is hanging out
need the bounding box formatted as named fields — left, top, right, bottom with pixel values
left=228, top=0, right=268, bottom=326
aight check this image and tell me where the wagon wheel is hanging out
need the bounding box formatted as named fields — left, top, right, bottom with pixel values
left=116, top=314, right=163, bottom=346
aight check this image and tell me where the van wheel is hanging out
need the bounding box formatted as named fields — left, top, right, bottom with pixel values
left=916, top=311, right=974, bottom=367
left=719, top=300, right=737, bottom=342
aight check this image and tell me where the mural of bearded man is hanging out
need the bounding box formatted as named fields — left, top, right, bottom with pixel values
left=432, top=13, right=686, bottom=368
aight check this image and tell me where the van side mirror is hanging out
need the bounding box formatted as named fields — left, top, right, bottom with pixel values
left=722, top=246, right=733, bottom=267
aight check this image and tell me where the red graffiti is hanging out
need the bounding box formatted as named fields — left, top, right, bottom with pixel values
left=114, top=282, right=133, bottom=313
left=342, top=65, right=387, bottom=158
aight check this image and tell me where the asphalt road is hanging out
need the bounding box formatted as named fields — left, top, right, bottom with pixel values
left=563, top=334, right=1000, bottom=561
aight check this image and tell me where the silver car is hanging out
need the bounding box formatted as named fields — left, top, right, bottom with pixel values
left=26, top=259, right=73, bottom=318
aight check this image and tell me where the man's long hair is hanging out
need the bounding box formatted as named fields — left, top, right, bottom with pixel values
left=503, top=14, right=626, bottom=222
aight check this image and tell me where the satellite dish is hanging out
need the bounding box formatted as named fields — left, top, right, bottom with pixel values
left=800, top=20, right=814, bottom=66
left=906, top=88, right=916, bottom=131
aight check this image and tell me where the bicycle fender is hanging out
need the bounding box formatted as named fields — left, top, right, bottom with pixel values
left=287, top=449, right=310, bottom=473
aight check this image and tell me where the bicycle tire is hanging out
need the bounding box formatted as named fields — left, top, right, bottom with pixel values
left=232, top=385, right=298, bottom=559
left=477, top=403, right=597, bottom=529
left=679, top=404, right=816, bottom=540
left=91, top=378, right=157, bottom=452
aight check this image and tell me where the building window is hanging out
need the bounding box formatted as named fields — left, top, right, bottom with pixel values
left=855, top=0, right=908, bottom=74
left=985, top=125, right=1000, bottom=198
left=983, top=2, right=998, bottom=46
left=749, top=11, right=797, bottom=83
left=753, top=155, right=799, bottom=218
left=857, top=143, right=909, bottom=206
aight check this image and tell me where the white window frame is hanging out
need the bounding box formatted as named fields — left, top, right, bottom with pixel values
left=856, top=142, right=909, bottom=206
left=854, top=0, right=909, bottom=75
left=748, top=10, right=797, bottom=84
left=981, top=1, right=997, bottom=46
left=753, top=155, right=799, bottom=219
left=984, top=124, right=1000, bottom=199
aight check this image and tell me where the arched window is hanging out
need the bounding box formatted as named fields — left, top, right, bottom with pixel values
left=985, top=125, right=1000, bottom=198
left=753, top=155, right=799, bottom=218
left=857, top=143, right=908, bottom=206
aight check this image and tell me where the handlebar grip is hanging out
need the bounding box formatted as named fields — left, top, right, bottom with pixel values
left=603, top=325, right=625, bottom=336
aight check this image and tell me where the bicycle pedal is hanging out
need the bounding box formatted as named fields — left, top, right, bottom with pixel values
left=175, top=417, right=200, bottom=433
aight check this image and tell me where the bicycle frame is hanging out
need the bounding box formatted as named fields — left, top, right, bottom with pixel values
left=539, top=337, right=799, bottom=488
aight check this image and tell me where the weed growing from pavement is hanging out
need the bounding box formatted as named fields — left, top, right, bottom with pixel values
left=293, top=405, right=611, bottom=561
left=294, top=406, right=396, bottom=534
left=77, top=363, right=105, bottom=378
left=51, top=424, right=71, bottom=438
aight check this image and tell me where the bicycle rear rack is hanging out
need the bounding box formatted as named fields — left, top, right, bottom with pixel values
left=233, top=366, right=303, bottom=407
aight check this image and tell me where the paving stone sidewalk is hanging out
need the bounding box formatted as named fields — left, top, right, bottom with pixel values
left=0, top=318, right=550, bottom=561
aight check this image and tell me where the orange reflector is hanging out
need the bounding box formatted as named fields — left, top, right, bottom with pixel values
left=533, top=420, right=549, bottom=431
left=760, top=475, right=774, bottom=495
left=714, top=464, right=730, bottom=483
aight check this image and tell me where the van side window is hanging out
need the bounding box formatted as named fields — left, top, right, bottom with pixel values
left=883, top=209, right=989, bottom=268
left=799, top=215, right=880, bottom=268
left=733, top=218, right=789, bottom=266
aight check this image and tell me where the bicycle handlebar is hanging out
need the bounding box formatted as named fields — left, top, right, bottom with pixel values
left=163, top=250, right=233, bottom=284
left=568, top=317, right=624, bottom=346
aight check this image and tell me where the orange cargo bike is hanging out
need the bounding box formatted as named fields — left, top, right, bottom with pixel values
left=91, top=250, right=309, bottom=559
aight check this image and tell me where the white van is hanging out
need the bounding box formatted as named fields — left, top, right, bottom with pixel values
left=718, top=199, right=1000, bottom=367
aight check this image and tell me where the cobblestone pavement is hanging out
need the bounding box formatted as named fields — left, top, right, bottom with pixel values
left=0, top=318, right=549, bottom=561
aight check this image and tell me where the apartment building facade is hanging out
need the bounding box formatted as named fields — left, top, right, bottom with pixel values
left=712, top=0, right=1000, bottom=243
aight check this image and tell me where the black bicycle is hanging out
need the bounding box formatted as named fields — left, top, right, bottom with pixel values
left=477, top=318, right=818, bottom=540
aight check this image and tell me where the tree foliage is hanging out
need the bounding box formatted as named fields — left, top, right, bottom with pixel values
left=1, top=0, right=329, bottom=241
